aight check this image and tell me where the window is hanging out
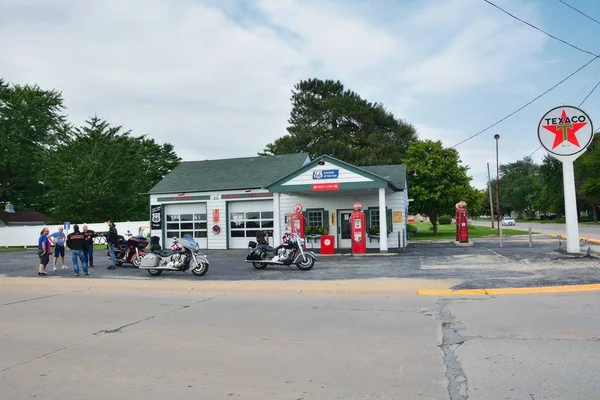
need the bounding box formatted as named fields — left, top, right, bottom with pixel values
left=307, top=210, right=324, bottom=228
left=230, top=211, right=274, bottom=238
left=369, top=210, right=380, bottom=231
left=166, top=212, right=208, bottom=239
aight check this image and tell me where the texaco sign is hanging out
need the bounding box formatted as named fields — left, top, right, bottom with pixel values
left=537, top=106, right=594, bottom=158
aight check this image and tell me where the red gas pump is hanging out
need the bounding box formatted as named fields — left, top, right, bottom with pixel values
left=350, top=202, right=367, bottom=254
left=290, top=203, right=306, bottom=247
left=455, top=200, right=469, bottom=243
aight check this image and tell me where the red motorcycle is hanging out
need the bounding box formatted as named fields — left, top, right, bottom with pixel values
left=105, top=231, right=149, bottom=267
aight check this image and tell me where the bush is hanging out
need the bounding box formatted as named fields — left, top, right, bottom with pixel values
left=438, top=215, right=452, bottom=225
left=407, top=223, right=418, bottom=235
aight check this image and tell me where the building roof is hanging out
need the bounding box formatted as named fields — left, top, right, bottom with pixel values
left=148, top=153, right=310, bottom=194
left=360, top=164, right=407, bottom=190
left=2, top=211, right=49, bottom=223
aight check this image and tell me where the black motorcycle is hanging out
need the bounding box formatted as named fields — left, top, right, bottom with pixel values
left=245, top=232, right=316, bottom=271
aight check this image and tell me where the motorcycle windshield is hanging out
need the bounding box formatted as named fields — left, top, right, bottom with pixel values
left=181, top=235, right=199, bottom=249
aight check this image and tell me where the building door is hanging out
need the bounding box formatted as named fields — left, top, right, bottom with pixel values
left=337, top=210, right=352, bottom=248
left=164, top=203, right=208, bottom=249
left=228, top=200, right=274, bottom=249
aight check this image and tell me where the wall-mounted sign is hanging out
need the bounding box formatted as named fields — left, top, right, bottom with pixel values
left=221, top=193, right=273, bottom=199
left=293, top=203, right=303, bottom=213
left=212, top=225, right=221, bottom=234
left=330, top=212, right=335, bottom=225
left=312, top=183, right=340, bottom=192
left=393, top=211, right=403, bottom=224
left=212, top=209, right=220, bottom=223
left=156, top=195, right=210, bottom=202
left=312, top=169, right=339, bottom=180
left=151, top=205, right=162, bottom=230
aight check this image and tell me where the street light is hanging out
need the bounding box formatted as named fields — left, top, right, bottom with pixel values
left=494, top=134, right=500, bottom=235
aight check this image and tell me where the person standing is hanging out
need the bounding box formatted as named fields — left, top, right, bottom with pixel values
left=51, top=226, right=68, bottom=271
left=106, top=220, right=118, bottom=270
left=37, top=227, right=51, bottom=276
left=66, top=224, right=88, bottom=276
left=82, top=224, right=96, bottom=268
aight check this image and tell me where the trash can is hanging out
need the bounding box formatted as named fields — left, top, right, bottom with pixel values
left=320, top=235, right=335, bottom=255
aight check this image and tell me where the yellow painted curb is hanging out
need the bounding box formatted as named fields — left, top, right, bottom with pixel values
left=418, top=283, right=600, bottom=296
left=549, top=234, right=600, bottom=244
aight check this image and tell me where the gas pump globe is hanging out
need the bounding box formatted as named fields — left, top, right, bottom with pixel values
left=455, top=200, right=469, bottom=243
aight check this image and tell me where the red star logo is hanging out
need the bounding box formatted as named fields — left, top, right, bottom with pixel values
left=542, top=109, right=588, bottom=149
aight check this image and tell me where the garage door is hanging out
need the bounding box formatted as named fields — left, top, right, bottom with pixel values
left=164, top=203, right=208, bottom=249
left=229, top=200, right=274, bottom=249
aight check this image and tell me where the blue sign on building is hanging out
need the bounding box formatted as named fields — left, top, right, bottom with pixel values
left=312, top=169, right=339, bottom=180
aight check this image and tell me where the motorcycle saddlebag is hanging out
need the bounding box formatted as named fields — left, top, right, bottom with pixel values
left=139, top=253, right=161, bottom=268
left=248, top=240, right=257, bottom=249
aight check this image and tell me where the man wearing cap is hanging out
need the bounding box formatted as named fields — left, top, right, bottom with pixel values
left=66, top=224, right=89, bottom=276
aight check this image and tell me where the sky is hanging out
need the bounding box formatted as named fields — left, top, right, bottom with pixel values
left=1, top=0, right=600, bottom=189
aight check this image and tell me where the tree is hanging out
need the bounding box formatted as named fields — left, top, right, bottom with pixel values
left=0, top=79, right=66, bottom=212
left=538, top=155, right=564, bottom=215
left=404, top=140, right=475, bottom=235
left=498, top=157, right=541, bottom=218
left=260, top=78, right=418, bottom=165
left=44, top=116, right=180, bottom=222
left=575, top=134, right=600, bottom=223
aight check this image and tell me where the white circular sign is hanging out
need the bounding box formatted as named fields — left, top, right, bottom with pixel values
left=324, top=239, right=331, bottom=246
left=538, top=106, right=594, bottom=157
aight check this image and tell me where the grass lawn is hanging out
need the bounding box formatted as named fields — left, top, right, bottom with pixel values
left=1, top=244, right=109, bottom=251
left=409, top=222, right=531, bottom=241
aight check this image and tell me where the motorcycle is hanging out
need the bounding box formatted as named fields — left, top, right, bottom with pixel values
left=245, top=232, right=316, bottom=271
left=139, top=235, right=209, bottom=277
left=105, top=230, right=149, bottom=267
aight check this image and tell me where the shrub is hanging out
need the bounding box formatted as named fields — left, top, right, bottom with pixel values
left=407, top=223, right=418, bottom=235
left=438, top=215, right=452, bottom=225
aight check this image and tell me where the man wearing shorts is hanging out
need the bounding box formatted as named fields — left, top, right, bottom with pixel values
left=51, top=226, right=68, bottom=270
left=38, top=227, right=51, bottom=276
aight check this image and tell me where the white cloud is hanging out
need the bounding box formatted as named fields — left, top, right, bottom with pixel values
left=0, top=0, right=549, bottom=188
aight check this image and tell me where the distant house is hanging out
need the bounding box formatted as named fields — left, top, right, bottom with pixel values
left=1, top=203, right=49, bottom=226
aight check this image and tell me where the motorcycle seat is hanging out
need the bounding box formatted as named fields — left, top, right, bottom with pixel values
left=158, top=249, right=173, bottom=257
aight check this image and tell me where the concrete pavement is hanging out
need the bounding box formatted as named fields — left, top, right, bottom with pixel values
left=1, top=288, right=599, bottom=399
left=472, top=219, right=600, bottom=240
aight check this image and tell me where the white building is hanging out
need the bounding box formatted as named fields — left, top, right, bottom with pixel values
left=148, top=153, right=409, bottom=253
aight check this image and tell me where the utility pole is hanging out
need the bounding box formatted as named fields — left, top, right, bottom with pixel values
left=494, top=134, right=501, bottom=235
left=487, top=162, right=495, bottom=228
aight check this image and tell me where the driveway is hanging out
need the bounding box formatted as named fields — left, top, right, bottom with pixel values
left=472, top=220, right=600, bottom=240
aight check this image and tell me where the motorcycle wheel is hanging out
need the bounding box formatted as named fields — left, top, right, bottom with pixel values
left=296, top=257, right=315, bottom=271
left=191, top=258, right=209, bottom=276
left=253, top=262, right=267, bottom=269
left=147, top=269, right=163, bottom=276
left=132, top=255, right=143, bottom=268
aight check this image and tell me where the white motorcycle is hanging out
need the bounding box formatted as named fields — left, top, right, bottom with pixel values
left=139, top=235, right=209, bottom=277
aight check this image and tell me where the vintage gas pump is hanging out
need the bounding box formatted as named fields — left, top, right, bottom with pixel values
left=350, top=202, right=367, bottom=254
left=455, top=200, right=469, bottom=243
left=290, top=203, right=306, bottom=247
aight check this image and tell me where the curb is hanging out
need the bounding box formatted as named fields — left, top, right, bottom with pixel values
left=417, top=283, right=600, bottom=296
left=549, top=234, right=600, bottom=244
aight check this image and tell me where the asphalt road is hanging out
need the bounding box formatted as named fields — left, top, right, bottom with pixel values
left=2, top=237, right=600, bottom=289
left=1, top=289, right=598, bottom=399
left=472, top=220, right=600, bottom=239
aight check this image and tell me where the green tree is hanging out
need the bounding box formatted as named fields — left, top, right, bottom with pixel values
left=0, top=79, right=66, bottom=212
left=404, top=140, right=475, bottom=235
left=498, top=157, right=541, bottom=219
left=537, top=155, right=564, bottom=216
left=260, top=78, right=418, bottom=165
left=575, top=134, right=600, bottom=223
left=44, top=116, right=180, bottom=222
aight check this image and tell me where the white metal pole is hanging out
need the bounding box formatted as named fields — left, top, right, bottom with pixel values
left=562, top=159, right=581, bottom=254
left=273, top=193, right=281, bottom=247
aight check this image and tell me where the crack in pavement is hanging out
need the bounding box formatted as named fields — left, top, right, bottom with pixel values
left=0, top=290, right=85, bottom=307
left=0, top=294, right=221, bottom=373
left=422, top=299, right=478, bottom=400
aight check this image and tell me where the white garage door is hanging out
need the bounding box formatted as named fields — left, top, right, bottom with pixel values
left=164, top=203, right=208, bottom=249
left=229, top=200, right=274, bottom=249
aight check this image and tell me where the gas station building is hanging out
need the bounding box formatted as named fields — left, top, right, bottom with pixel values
left=147, top=153, right=409, bottom=253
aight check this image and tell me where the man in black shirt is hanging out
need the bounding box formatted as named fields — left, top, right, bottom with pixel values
left=106, top=220, right=118, bottom=270
left=66, top=224, right=88, bottom=276
left=82, top=224, right=97, bottom=268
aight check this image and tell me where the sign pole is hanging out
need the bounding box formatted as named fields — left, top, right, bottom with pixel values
left=538, top=105, right=594, bottom=255
left=561, top=158, right=580, bottom=253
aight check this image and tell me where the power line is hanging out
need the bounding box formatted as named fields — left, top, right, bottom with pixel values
left=451, top=55, right=598, bottom=148
left=578, top=78, right=600, bottom=107
left=558, top=0, right=600, bottom=26
left=483, top=0, right=599, bottom=58
left=529, top=145, right=543, bottom=158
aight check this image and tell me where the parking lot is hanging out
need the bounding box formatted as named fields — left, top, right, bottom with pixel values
left=2, top=236, right=599, bottom=289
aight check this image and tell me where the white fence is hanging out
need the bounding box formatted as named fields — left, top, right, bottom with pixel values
left=0, top=221, right=150, bottom=247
